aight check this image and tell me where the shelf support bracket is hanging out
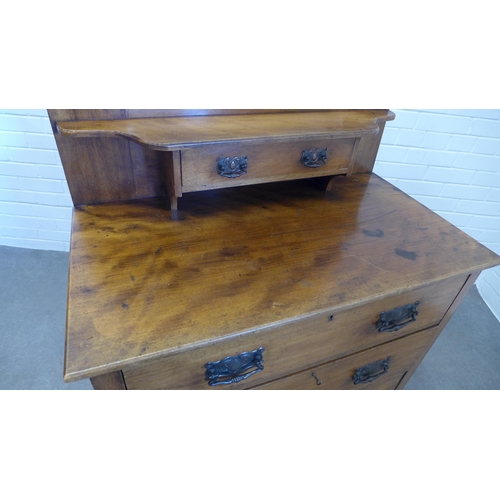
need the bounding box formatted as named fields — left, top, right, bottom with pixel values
left=163, top=150, right=182, bottom=211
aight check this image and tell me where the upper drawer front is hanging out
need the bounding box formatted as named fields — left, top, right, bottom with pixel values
left=254, top=325, right=439, bottom=390
left=180, top=138, right=356, bottom=193
left=122, top=274, right=467, bottom=390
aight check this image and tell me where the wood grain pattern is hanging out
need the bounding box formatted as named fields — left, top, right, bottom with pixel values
left=254, top=326, right=439, bottom=390
left=55, top=109, right=500, bottom=390
left=163, top=151, right=182, bottom=210
left=64, top=173, right=500, bottom=382
left=122, top=275, right=466, bottom=390
left=56, top=110, right=396, bottom=151
left=125, top=110, right=326, bottom=118
left=128, top=141, right=163, bottom=199
left=351, top=121, right=388, bottom=175
left=49, top=110, right=394, bottom=206
left=181, top=137, right=355, bottom=193
left=48, top=110, right=140, bottom=205
left=90, top=371, right=127, bottom=390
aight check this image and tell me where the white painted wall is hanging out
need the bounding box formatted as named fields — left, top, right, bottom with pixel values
left=1, top=109, right=499, bottom=319
left=0, top=109, right=72, bottom=251
left=373, top=110, right=500, bottom=321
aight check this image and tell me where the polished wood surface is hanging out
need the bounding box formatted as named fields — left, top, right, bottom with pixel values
left=254, top=326, right=439, bottom=390
left=181, top=137, right=355, bottom=193
left=53, top=109, right=500, bottom=390
left=64, top=173, right=500, bottom=383
left=56, top=110, right=395, bottom=151
left=48, top=110, right=392, bottom=206
left=90, top=371, right=127, bottom=390
left=351, top=121, right=388, bottom=175
left=48, top=109, right=158, bottom=206
left=123, top=276, right=465, bottom=390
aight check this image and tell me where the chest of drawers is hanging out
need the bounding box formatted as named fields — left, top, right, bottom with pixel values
left=49, top=109, right=500, bottom=390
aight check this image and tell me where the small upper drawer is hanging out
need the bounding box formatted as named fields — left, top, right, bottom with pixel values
left=180, top=138, right=357, bottom=193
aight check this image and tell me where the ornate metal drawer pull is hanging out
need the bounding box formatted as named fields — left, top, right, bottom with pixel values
left=217, top=156, right=248, bottom=178
left=205, top=347, right=264, bottom=386
left=301, top=148, right=328, bottom=168
left=353, top=357, right=390, bottom=385
left=376, top=301, right=420, bottom=333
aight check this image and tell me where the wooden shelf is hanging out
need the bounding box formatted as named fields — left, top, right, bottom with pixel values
left=56, top=110, right=395, bottom=151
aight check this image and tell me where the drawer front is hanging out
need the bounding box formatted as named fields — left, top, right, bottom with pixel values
left=254, top=325, right=439, bottom=390
left=122, top=274, right=467, bottom=390
left=180, top=138, right=356, bottom=193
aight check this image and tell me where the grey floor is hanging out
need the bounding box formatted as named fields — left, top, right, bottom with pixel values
left=1, top=244, right=500, bottom=390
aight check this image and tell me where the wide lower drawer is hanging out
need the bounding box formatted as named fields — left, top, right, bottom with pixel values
left=254, top=325, right=439, bottom=390
left=180, top=137, right=357, bottom=193
left=122, top=274, right=467, bottom=390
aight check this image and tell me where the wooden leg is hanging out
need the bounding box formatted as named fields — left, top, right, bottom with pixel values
left=169, top=195, right=178, bottom=212
left=90, top=371, right=127, bottom=390
left=163, top=151, right=182, bottom=212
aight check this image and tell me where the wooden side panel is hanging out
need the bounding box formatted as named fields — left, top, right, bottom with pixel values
left=90, top=371, right=127, bottom=390
left=128, top=141, right=164, bottom=199
left=47, top=110, right=324, bottom=205
left=48, top=110, right=140, bottom=205
left=351, top=121, right=387, bottom=174
left=396, top=271, right=481, bottom=389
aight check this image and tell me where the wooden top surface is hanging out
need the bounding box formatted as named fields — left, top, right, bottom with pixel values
left=56, top=110, right=395, bottom=151
left=64, top=174, right=500, bottom=381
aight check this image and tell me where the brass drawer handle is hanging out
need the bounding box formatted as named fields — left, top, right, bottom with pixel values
left=217, top=156, right=248, bottom=178
left=353, top=357, right=390, bottom=385
left=205, top=347, right=264, bottom=386
left=301, top=148, right=328, bottom=168
left=376, top=301, right=420, bottom=333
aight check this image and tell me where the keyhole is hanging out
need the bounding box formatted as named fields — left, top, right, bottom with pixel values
left=312, top=372, right=322, bottom=386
